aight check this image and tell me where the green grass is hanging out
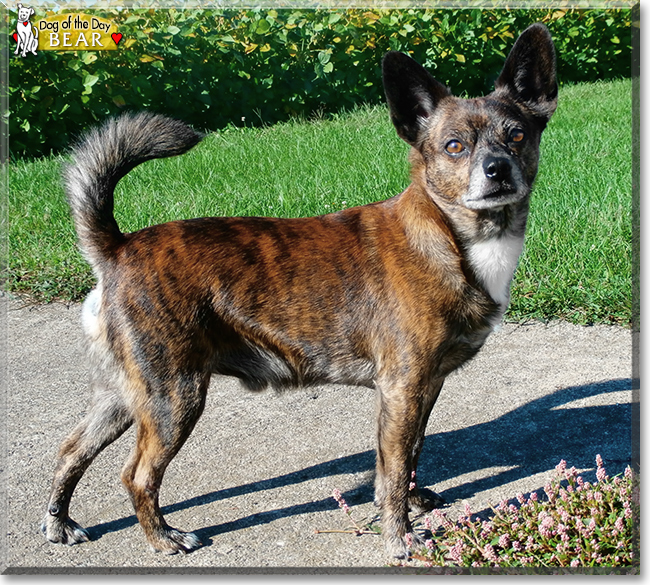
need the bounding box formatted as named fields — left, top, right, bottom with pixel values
left=5, top=79, right=633, bottom=325
left=512, top=80, right=633, bottom=325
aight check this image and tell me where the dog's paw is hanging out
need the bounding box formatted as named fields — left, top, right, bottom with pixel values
left=408, top=487, right=446, bottom=513
left=148, top=528, right=202, bottom=555
left=384, top=530, right=425, bottom=560
left=41, top=514, right=90, bottom=546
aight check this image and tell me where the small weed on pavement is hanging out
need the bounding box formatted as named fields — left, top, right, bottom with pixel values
left=315, top=489, right=382, bottom=537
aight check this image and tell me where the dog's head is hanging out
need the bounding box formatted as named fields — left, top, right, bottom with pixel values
left=17, top=4, right=35, bottom=23
left=382, top=23, right=557, bottom=212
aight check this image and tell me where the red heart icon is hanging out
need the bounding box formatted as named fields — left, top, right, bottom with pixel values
left=12, top=32, right=17, bottom=42
left=111, top=32, right=122, bottom=45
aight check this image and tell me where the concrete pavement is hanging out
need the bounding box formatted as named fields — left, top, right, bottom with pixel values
left=3, top=297, right=635, bottom=572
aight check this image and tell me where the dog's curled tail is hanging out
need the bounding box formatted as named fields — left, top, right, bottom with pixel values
left=65, top=112, right=203, bottom=271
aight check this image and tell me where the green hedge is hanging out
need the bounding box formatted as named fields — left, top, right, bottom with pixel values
left=8, top=7, right=634, bottom=159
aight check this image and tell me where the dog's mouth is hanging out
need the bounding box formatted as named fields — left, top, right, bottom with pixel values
left=463, top=184, right=525, bottom=210
left=484, top=183, right=518, bottom=198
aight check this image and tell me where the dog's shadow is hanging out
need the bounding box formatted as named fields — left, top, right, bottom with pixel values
left=87, top=378, right=633, bottom=546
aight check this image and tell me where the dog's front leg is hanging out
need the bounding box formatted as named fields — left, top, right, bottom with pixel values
left=407, top=377, right=446, bottom=514
left=374, top=376, right=432, bottom=559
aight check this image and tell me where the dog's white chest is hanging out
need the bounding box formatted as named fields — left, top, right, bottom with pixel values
left=467, top=235, right=524, bottom=309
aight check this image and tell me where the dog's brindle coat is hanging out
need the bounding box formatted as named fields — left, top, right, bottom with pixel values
left=42, top=24, right=557, bottom=558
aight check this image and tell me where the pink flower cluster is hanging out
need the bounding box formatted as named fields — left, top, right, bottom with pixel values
left=331, top=488, right=350, bottom=514
left=596, top=454, right=608, bottom=483
left=410, top=455, right=637, bottom=569
left=409, top=470, right=416, bottom=492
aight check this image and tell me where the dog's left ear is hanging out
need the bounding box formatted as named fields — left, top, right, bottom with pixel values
left=494, top=23, right=558, bottom=123
left=382, top=51, right=450, bottom=146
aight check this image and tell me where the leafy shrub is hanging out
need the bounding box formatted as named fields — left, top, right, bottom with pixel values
left=8, top=7, right=634, bottom=159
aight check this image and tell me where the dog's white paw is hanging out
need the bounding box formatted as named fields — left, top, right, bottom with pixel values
left=41, top=514, right=90, bottom=545
left=148, top=528, right=202, bottom=555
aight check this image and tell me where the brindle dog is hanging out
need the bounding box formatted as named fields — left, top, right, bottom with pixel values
left=42, top=23, right=557, bottom=559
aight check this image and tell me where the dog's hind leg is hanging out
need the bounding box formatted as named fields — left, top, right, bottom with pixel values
left=41, top=380, right=133, bottom=545
left=120, top=371, right=209, bottom=554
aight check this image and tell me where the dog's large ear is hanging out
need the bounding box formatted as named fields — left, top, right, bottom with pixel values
left=382, top=51, right=450, bottom=146
left=494, top=23, right=558, bottom=122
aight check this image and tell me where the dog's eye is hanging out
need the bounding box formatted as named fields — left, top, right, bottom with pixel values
left=509, top=129, right=525, bottom=143
left=445, top=140, right=464, bottom=154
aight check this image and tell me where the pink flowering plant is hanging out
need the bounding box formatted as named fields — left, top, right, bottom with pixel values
left=315, top=488, right=382, bottom=536
left=327, top=455, right=638, bottom=569
left=407, top=456, right=639, bottom=568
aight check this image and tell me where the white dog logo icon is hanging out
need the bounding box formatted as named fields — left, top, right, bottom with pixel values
left=15, top=4, right=38, bottom=57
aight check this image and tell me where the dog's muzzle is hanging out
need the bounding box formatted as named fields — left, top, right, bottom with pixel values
left=463, top=155, right=526, bottom=210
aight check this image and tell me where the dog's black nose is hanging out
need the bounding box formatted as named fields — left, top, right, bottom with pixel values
left=483, top=157, right=511, bottom=182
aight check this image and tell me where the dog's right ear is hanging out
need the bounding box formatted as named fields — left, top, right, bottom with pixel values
left=382, top=52, right=450, bottom=147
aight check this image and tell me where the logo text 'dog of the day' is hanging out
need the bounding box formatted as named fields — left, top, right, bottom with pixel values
left=37, top=14, right=120, bottom=50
